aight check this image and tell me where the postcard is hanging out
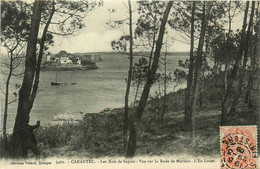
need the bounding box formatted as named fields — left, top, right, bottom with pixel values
left=0, top=0, right=259, bottom=168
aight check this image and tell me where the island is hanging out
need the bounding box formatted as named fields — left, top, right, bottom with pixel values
left=42, top=50, right=101, bottom=71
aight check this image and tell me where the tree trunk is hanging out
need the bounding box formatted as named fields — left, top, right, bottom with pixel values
left=221, top=1, right=232, bottom=116
left=190, top=1, right=212, bottom=139
left=245, top=2, right=259, bottom=103
left=199, top=69, right=204, bottom=108
left=123, top=0, right=134, bottom=150
left=30, top=1, right=55, bottom=108
left=255, top=2, right=260, bottom=91
left=134, top=82, right=140, bottom=104
left=10, top=0, right=43, bottom=158
left=224, top=1, right=232, bottom=93
left=3, top=51, right=14, bottom=142
left=220, top=1, right=249, bottom=125
left=126, top=1, right=173, bottom=157
left=184, top=1, right=196, bottom=131
left=161, top=38, right=168, bottom=120
left=245, top=62, right=253, bottom=104
left=245, top=36, right=254, bottom=104
left=148, top=19, right=157, bottom=71
left=199, top=43, right=208, bottom=108
left=228, top=1, right=255, bottom=116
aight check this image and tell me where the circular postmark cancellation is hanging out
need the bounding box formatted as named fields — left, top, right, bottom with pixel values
left=220, top=126, right=257, bottom=168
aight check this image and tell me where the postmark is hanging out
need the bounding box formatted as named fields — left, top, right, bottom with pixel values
left=220, top=126, right=257, bottom=168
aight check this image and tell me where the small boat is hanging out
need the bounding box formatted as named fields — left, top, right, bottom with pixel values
left=51, top=72, right=76, bottom=86
left=51, top=82, right=68, bottom=85
left=51, top=72, right=67, bottom=85
left=51, top=82, right=61, bottom=85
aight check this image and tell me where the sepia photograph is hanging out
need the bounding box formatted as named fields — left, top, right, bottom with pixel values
left=0, top=0, right=259, bottom=168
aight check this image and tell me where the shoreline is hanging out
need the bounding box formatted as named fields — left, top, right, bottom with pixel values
left=1, top=88, right=259, bottom=158
left=41, top=62, right=99, bottom=71
left=1, top=84, right=187, bottom=134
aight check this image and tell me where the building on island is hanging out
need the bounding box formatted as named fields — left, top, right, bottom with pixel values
left=45, top=50, right=102, bottom=66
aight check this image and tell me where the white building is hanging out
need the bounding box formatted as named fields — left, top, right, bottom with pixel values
left=46, top=55, right=51, bottom=61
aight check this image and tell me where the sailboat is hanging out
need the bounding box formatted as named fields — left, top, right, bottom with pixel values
left=51, top=72, right=62, bottom=85
left=51, top=71, right=77, bottom=86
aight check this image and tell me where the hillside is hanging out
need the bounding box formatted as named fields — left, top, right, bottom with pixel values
left=28, top=89, right=259, bottom=158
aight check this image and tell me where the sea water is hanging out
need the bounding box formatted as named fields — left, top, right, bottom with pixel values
left=0, top=53, right=188, bottom=132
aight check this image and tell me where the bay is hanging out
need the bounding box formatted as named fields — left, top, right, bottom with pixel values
left=0, top=53, right=188, bottom=132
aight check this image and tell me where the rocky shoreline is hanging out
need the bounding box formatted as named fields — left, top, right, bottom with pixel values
left=50, top=107, right=124, bottom=126
left=2, top=88, right=256, bottom=158
left=41, top=62, right=98, bottom=71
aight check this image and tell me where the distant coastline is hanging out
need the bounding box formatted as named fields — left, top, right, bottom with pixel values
left=41, top=62, right=98, bottom=71
left=72, top=51, right=190, bottom=57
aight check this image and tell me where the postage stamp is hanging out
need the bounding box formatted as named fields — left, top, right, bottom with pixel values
left=220, top=126, right=258, bottom=168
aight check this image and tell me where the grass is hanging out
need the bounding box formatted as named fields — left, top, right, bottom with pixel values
left=30, top=88, right=259, bottom=158
left=1, top=86, right=259, bottom=158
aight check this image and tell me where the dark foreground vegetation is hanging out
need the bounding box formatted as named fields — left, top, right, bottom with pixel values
left=1, top=0, right=259, bottom=159
left=36, top=88, right=260, bottom=158
left=1, top=83, right=258, bottom=158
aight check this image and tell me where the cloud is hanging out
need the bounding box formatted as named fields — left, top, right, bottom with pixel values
left=49, top=1, right=127, bottom=54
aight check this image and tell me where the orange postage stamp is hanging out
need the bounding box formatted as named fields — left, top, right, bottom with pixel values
left=220, top=126, right=258, bottom=168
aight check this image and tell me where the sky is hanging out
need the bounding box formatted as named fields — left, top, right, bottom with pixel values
left=48, top=0, right=244, bottom=55
left=1, top=0, right=243, bottom=55
left=48, top=1, right=191, bottom=54
left=49, top=1, right=124, bottom=53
